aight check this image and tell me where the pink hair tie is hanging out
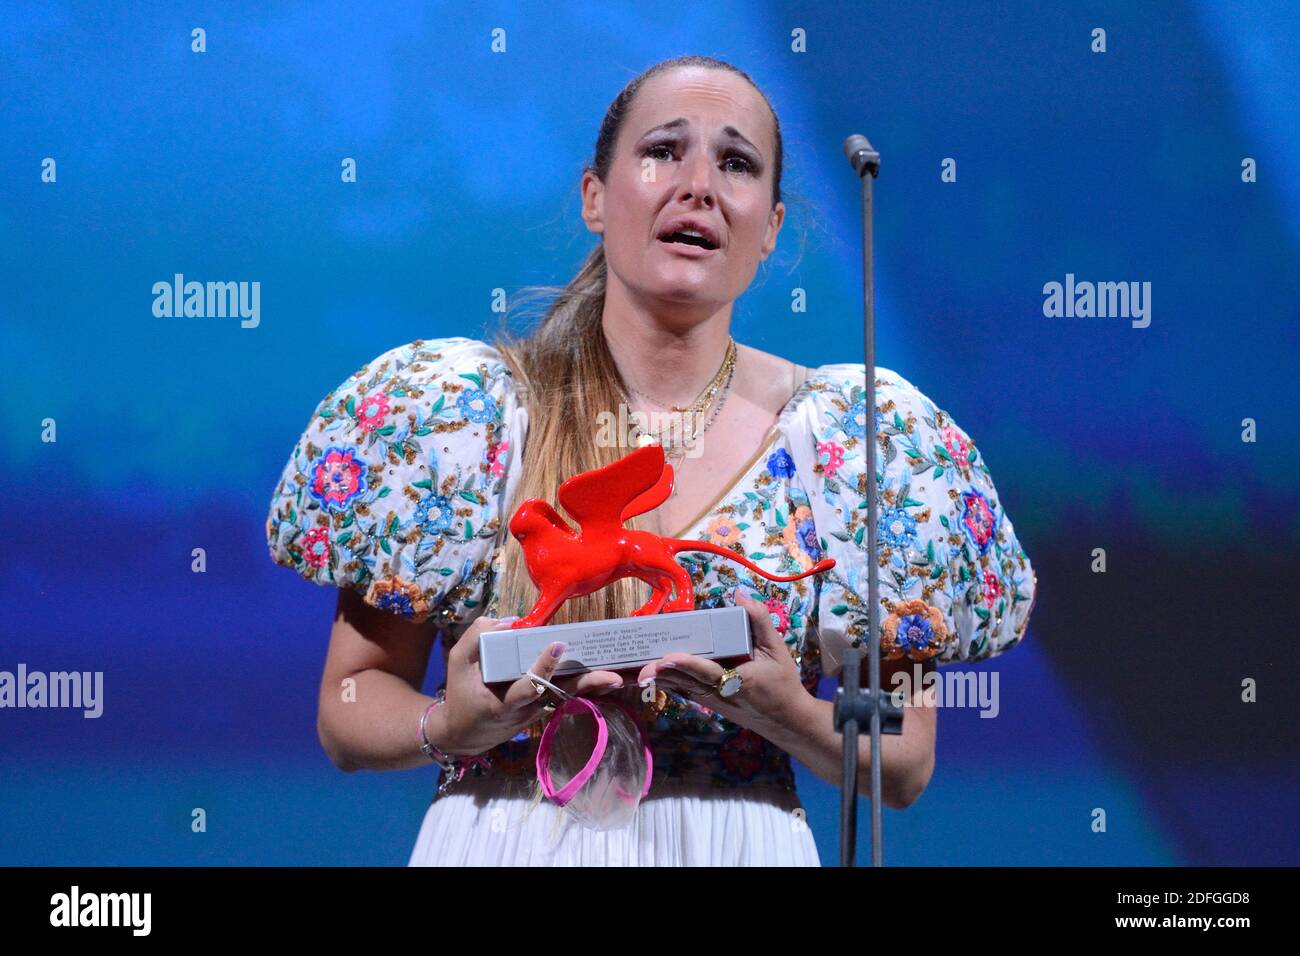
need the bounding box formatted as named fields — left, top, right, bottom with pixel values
left=535, top=694, right=653, bottom=808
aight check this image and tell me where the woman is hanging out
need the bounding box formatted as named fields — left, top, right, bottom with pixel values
left=265, top=55, right=1037, bottom=866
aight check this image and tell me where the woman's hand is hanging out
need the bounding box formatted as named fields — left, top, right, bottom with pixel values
left=633, top=587, right=808, bottom=736
left=440, top=615, right=628, bottom=755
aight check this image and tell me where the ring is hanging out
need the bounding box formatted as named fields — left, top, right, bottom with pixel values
left=525, top=669, right=573, bottom=710
left=715, top=667, right=743, bottom=698
left=531, top=684, right=562, bottom=709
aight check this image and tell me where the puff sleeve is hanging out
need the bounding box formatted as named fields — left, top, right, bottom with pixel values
left=789, top=364, right=1037, bottom=674
left=264, top=336, right=527, bottom=628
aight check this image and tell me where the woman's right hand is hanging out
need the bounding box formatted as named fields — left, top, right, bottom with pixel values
left=438, top=615, right=629, bottom=756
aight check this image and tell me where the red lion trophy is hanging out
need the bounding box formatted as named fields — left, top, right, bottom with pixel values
left=475, top=441, right=836, bottom=684
left=506, top=442, right=834, bottom=628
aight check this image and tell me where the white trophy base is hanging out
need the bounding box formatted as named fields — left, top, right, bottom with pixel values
left=478, top=606, right=753, bottom=684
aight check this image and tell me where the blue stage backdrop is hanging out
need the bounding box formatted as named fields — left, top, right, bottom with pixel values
left=2, top=1, right=1297, bottom=866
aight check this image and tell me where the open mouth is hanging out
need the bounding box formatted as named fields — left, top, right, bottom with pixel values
left=657, top=229, right=719, bottom=251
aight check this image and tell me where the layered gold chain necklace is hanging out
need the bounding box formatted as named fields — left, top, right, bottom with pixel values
left=621, top=338, right=737, bottom=494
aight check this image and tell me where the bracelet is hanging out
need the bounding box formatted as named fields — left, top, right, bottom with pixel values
left=419, top=688, right=493, bottom=796
left=418, top=689, right=457, bottom=771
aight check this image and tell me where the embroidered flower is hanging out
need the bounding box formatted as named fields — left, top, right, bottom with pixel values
left=841, top=399, right=867, bottom=438
left=879, top=506, right=918, bottom=550
left=766, top=447, right=796, bottom=479
left=882, top=599, right=951, bottom=661
left=981, top=568, right=1002, bottom=606
left=355, top=391, right=390, bottom=432
left=719, top=727, right=767, bottom=782
left=764, top=595, right=791, bottom=635
left=782, top=505, right=820, bottom=570
left=816, top=440, right=845, bottom=477
left=414, top=493, right=456, bottom=534
left=960, top=489, right=997, bottom=554
left=308, top=446, right=369, bottom=512
left=941, top=423, right=972, bottom=473
left=365, top=575, right=430, bottom=621
left=300, top=526, right=330, bottom=568
left=457, top=387, right=498, bottom=424
left=265, top=352, right=1035, bottom=794
left=706, top=514, right=742, bottom=548
left=486, top=439, right=510, bottom=478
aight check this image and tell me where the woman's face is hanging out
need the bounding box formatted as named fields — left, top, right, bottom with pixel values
left=582, top=66, right=785, bottom=318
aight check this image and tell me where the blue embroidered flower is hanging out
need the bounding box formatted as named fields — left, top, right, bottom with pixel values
left=841, top=399, right=867, bottom=438
left=766, top=448, right=796, bottom=479
left=896, top=611, right=936, bottom=655
left=879, top=506, right=918, bottom=550
left=363, top=576, right=429, bottom=621
left=457, top=387, right=498, bottom=424
left=796, top=517, right=821, bottom=561
left=414, top=493, right=455, bottom=533
left=373, top=589, right=415, bottom=617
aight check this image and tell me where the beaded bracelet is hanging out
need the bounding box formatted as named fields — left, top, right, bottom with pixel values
left=419, top=688, right=493, bottom=796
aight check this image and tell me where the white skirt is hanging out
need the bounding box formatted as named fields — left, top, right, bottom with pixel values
left=407, top=773, right=821, bottom=867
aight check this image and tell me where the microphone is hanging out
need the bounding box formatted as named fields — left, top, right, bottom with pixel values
left=843, top=134, right=881, bottom=178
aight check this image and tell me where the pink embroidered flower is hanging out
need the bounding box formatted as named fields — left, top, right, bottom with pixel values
left=960, top=489, right=997, bottom=554
left=816, top=440, right=845, bottom=478
left=981, top=568, right=1002, bottom=606
left=300, top=526, right=330, bottom=569
left=309, top=447, right=369, bottom=511
left=486, top=439, right=510, bottom=478
left=707, top=514, right=742, bottom=548
left=355, top=391, right=390, bottom=432
left=941, top=424, right=971, bottom=472
left=764, top=595, right=791, bottom=635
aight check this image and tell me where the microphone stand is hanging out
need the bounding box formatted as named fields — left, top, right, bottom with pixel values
left=836, top=134, right=904, bottom=867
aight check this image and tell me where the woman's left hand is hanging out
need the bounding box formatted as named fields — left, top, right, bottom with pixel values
left=633, top=587, right=807, bottom=736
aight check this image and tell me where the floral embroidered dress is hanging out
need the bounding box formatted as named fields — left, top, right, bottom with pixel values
left=266, top=336, right=1036, bottom=864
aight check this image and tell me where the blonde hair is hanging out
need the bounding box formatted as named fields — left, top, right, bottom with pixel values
left=491, top=246, right=653, bottom=625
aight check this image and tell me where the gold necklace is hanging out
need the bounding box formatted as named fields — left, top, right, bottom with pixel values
left=633, top=351, right=737, bottom=503
left=656, top=354, right=735, bottom=454
left=631, top=352, right=734, bottom=453
left=623, top=338, right=736, bottom=416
